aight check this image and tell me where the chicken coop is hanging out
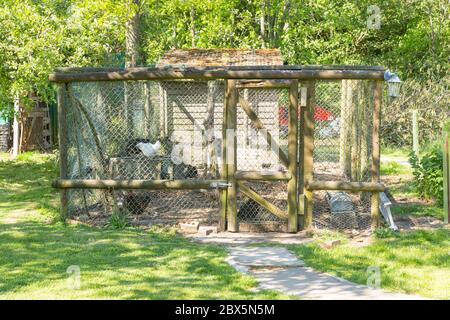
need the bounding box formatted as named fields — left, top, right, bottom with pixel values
left=50, top=49, right=386, bottom=232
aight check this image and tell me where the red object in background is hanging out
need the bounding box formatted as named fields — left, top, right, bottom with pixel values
left=278, top=105, right=333, bottom=125
left=314, top=106, right=333, bottom=121
left=278, top=106, right=289, bottom=125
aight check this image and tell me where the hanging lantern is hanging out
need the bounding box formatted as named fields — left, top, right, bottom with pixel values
left=384, top=70, right=402, bottom=97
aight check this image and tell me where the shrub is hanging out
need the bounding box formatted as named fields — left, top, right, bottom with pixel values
left=107, top=210, right=129, bottom=229
left=409, top=142, right=444, bottom=206
left=374, top=227, right=397, bottom=239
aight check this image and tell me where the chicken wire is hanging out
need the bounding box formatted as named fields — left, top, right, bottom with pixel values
left=312, top=80, right=375, bottom=230
left=63, top=80, right=290, bottom=229
left=60, top=77, right=383, bottom=232
left=64, top=80, right=224, bottom=225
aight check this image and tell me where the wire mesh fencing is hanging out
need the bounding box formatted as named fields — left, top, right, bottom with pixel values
left=311, top=80, right=375, bottom=231
left=63, top=79, right=292, bottom=229
left=58, top=74, right=391, bottom=232
left=65, top=80, right=225, bottom=226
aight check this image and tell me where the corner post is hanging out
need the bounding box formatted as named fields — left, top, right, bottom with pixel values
left=225, top=80, right=238, bottom=232
left=219, top=82, right=228, bottom=231
left=303, top=81, right=315, bottom=229
left=57, top=83, right=69, bottom=221
left=288, top=80, right=299, bottom=232
left=443, top=128, right=449, bottom=224
left=371, top=80, right=382, bottom=229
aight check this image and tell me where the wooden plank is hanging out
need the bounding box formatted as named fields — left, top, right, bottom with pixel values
left=226, top=79, right=238, bottom=232
left=235, top=170, right=292, bottom=181
left=287, top=80, right=299, bottom=232
left=57, top=84, right=69, bottom=221
left=371, top=81, right=382, bottom=229
left=238, top=96, right=289, bottom=168
left=49, top=68, right=386, bottom=83
left=52, top=179, right=229, bottom=190
left=303, top=81, right=315, bottom=229
left=237, top=181, right=288, bottom=220
left=305, top=180, right=385, bottom=192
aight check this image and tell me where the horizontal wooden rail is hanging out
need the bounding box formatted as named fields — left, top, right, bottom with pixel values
left=305, top=180, right=385, bottom=192
left=49, top=67, right=385, bottom=83
left=54, top=65, right=386, bottom=73
left=235, top=170, right=292, bottom=181
left=52, top=179, right=230, bottom=190
left=237, top=181, right=288, bottom=220
left=236, top=79, right=292, bottom=88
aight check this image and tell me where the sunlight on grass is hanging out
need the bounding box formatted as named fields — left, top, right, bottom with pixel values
left=391, top=203, right=443, bottom=219
left=0, top=152, right=288, bottom=299
left=380, top=161, right=411, bottom=175
left=289, top=229, right=450, bottom=299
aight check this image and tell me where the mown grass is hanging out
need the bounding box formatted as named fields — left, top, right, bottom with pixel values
left=289, top=229, right=450, bottom=299
left=0, top=152, right=287, bottom=299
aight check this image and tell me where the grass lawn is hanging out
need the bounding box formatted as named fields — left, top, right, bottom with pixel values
left=0, top=152, right=286, bottom=299
left=1, top=151, right=448, bottom=300
left=288, top=229, right=450, bottom=299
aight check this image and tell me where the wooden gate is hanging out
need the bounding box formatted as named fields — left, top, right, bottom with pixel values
left=221, top=79, right=299, bottom=232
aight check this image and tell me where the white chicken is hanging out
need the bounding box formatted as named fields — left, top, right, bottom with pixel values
left=136, top=141, right=161, bottom=158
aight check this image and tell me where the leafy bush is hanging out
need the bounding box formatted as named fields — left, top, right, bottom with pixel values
left=107, top=210, right=129, bottom=229
left=374, top=227, right=397, bottom=239
left=409, top=143, right=444, bottom=206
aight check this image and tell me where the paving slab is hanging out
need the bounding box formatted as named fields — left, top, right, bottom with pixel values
left=187, top=231, right=314, bottom=245
left=228, top=246, right=305, bottom=268
left=254, top=267, right=425, bottom=300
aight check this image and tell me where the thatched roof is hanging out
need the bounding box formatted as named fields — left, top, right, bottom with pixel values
left=157, top=48, right=283, bottom=67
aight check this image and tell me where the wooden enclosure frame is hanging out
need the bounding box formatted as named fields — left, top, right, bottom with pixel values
left=50, top=65, right=385, bottom=232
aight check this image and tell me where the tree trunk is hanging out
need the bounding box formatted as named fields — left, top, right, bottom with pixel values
left=125, top=0, right=141, bottom=68
left=340, top=80, right=352, bottom=178
left=125, top=0, right=141, bottom=139
left=190, top=6, right=196, bottom=48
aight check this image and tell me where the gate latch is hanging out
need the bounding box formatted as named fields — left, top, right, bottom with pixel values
left=210, top=182, right=232, bottom=189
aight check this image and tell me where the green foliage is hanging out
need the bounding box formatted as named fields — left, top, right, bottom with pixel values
left=0, top=0, right=448, bottom=115
left=374, top=227, right=397, bottom=239
left=107, top=210, right=130, bottom=229
left=380, top=161, right=411, bottom=175
left=409, top=143, right=444, bottom=205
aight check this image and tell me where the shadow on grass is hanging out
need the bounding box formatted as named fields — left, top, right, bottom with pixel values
left=288, top=229, right=449, bottom=299
left=0, top=219, right=285, bottom=299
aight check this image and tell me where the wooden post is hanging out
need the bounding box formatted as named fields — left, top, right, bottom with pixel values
left=298, top=86, right=306, bottom=221
left=288, top=80, right=299, bottom=232
left=12, top=97, right=20, bottom=158
left=412, top=110, right=419, bottom=157
left=371, top=81, right=382, bottom=229
left=226, top=80, right=238, bottom=232
left=303, top=81, right=315, bottom=229
left=444, top=129, right=449, bottom=224
left=219, top=81, right=228, bottom=232
left=57, top=84, right=69, bottom=221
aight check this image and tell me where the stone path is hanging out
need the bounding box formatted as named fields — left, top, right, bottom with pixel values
left=227, top=246, right=425, bottom=300
left=187, top=231, right=314, bottom=245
